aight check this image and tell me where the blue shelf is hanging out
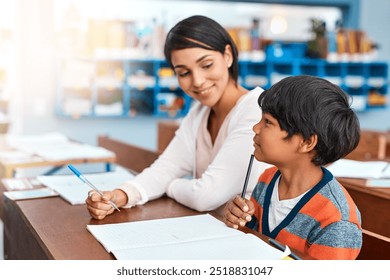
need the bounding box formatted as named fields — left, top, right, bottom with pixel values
left=57, top=58, right=192, bottom=119
left=57, top=58, right=388, bottom=118
left=239, top=59, right=388, bottom=112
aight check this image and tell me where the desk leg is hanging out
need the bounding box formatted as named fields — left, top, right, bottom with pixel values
left=5, top=167, right=14, bottom=178
left=105, top=163, right=111, bottom=172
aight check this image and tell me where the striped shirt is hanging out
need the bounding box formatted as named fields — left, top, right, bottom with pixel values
left=248, top=166, right=362, bottom=260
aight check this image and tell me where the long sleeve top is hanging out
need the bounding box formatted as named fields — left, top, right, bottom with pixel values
left=120, top=87, right=270, bottom=211
left=248, top=166, right=362, bottom=260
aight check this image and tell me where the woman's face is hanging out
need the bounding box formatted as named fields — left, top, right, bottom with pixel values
left=170, top=46, right=232, bottom=108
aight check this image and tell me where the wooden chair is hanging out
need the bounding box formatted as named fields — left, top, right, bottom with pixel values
left=357, top=229, right=390, bottom=260
left=157, top=120, right=180, bottom=154
left=345, top=130, right=387, bottom=161
left=386, top=130, right=390, bottom=159
left=98, top=136, right=159, bottom=173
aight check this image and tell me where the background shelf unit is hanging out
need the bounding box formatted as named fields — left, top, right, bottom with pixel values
left=56, top=58, right=388, bottom=118
left=56, top=58, right=192, bottom=119
left=239, top=59, right=388, bottom=112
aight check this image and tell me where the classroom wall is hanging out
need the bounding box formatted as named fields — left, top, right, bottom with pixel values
left=355, top=0, right=390, bottom=131
left=9, top=0, right=390, bottom=151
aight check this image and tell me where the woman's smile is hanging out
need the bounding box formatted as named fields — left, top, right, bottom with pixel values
left=194, top=85, right=214, bottom=96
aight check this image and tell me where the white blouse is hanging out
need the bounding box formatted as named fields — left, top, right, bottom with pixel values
left=119, top=87, right=270, bottom=211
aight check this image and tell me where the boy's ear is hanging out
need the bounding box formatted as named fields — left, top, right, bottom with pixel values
left=299, top=134, right=318, bottom=153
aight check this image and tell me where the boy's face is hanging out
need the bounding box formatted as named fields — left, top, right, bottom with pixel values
left=252, top=112, right=304, bottom=166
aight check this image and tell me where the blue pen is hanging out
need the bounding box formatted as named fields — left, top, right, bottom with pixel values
left=68, top=164, right=120, bottom=212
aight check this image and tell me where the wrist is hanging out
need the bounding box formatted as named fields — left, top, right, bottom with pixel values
left=112, top=189, right=129, bottom=207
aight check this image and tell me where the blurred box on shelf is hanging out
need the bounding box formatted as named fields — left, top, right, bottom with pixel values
left=244, top=75, right=268, bottom=88
left=368, top=90, right=387, bottom=107
left=266, top=42, right=307, bottom=61
left=324, top=76, right=342, bottom=86
left=159, top=77, right=178, bottom=89
left=127, top=71, right=155, bottom=89
left=95, top=89, right=123, bottom=116
left=158, top=67, right=178, bottom=89
left=95, top=102, right=123, bottom=116
left=156, top=92, right=186, bottom=117
left=367, top=77, right=386, bottom=88
left=349, top=94, right=368, bottom=112
left=62, top=97, right=92, bottom=117
left=95, top=77, right=123, bottom=89
left=345, top=75, right=365, bottom=88
left=270, top=73, right=290, bottom=85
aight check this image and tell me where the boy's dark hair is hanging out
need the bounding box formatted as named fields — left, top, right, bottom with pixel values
left=164, top=15, right=239, bottom=84
left=258, top=75, right=360, bottom=166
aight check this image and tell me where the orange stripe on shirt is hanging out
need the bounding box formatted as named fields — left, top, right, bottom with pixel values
left=257, top=166, right=277, bottom=184
left=277, top=229, right=307, bottom=254
left=307, top=242, right=360, bottom=260
left=300, top=193, right=342, bottom=228
left=276, top=229, right=360, bottom=259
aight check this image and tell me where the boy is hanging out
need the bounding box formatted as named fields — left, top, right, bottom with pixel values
left=224, top=75, right=362, bottom=260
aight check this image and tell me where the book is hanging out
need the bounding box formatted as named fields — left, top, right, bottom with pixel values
left=37, top=169, right=135, bottom=205
left=86, top=214, right=286, bottom=260
left=327, top=159, right=390, bottom=179
left=1, top=178, right=35, bottom=191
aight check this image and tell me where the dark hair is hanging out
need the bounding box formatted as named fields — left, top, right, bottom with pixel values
left=258, top=75, right=360, bottom=166
left=164, top=15, right=239, bottom=83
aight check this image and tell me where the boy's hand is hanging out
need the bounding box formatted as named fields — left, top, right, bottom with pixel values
left=223, top=195, right=255, bottom=229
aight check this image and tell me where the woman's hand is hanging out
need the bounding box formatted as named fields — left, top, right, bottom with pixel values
left=86, top=189, right=127, bottom=220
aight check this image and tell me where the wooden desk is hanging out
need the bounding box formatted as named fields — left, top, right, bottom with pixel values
left=1, top=183, right=309, bottom=260
left=0, top=156, right=116, bottom=178
left=338, top=177, right=390, bottom=238
left=3, top=195, right=197, bottom=259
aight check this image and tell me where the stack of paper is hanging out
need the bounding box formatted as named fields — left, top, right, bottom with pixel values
left=5, top=132, right=115, bottom=161
left=87, top=214, right=287, bottom=260
left=327, top=159, right=390, bottom=179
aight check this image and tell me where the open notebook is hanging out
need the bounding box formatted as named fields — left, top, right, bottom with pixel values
left=37, top=169, right=135, bottom=205
left=86, top=214, right=287, bottom=260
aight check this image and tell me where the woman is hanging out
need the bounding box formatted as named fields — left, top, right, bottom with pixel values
left=86, top=15, right=268, bottom=220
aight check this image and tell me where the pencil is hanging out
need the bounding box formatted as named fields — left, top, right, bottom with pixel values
left=241, top=154, right=254, bottom=198
left=268, top=238, right=302, bottom=260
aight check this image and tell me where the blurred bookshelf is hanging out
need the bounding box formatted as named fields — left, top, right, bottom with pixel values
left=54, top=1, right=388, bottom=119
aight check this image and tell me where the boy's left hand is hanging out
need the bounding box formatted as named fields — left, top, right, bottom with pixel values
left=223, top=195, right=254, bottom=229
